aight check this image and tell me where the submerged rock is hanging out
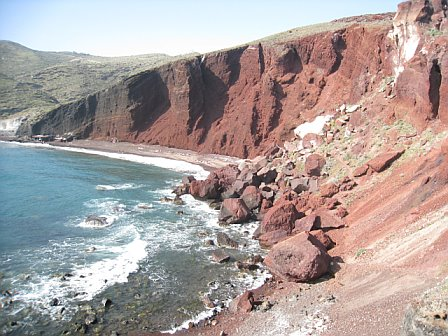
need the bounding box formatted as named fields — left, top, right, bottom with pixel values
left=212, top=250, right=231, bottom=263
left=216, top=232, right=239, bottom=248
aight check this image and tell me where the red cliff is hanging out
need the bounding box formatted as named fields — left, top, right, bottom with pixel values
left=23, top=1, right=447, bottom=158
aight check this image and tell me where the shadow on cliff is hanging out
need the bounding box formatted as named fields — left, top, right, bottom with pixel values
left=195, top=49, right=243, bottom=145
left=127, top=71, right=170, bottom=134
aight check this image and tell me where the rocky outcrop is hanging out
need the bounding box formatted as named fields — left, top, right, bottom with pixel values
left=390, top=0, right=448, bottom=130
left=264, top=232, right=332, bottom=282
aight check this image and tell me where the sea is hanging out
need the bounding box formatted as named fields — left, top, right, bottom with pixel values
left=0, top=142, right=267, bottom=335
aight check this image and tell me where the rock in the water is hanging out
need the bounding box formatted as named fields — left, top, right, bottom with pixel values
left=212, top=250, right=231, bottom=263
left=49, top=298, right=59, bottom=306
left=366, top=150, right=404, bottom=172
left=190, top=179, right=219, bottom=199
left=219, top=198, right=251, bottom=224
left=305, top=154, right=326, bottom=176
left=264, top=232, right=331, bottom=282
left=216, top=232, right=239, bottom=248
left=101, top=298, right=112, bottom=308
left=241, top=186, right=262, bottom=210
left=85, top=215, right=109, bottom=227
left=260, top=201, right=303, bottom=235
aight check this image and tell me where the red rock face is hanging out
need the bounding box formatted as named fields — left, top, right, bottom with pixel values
left=27, top=4, right=447, bottom=158
left=28, top=21, right=397, bottom=158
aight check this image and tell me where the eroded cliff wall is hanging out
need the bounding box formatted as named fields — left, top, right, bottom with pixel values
left=22, top=1, right=448, bottom=158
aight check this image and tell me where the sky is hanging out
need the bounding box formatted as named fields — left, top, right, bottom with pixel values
left=0, top=0, right=401, bottom=57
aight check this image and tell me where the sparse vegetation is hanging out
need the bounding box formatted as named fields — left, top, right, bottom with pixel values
left=427, top=28, right=443, bottom=37
left=355, top=248, right=367, bottom=258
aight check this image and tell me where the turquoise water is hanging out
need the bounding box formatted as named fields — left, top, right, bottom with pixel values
left=0, top=142, right=265, bottom=334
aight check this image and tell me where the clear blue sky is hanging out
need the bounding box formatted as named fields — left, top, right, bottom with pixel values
left=0, top=0, right=400, bottom=57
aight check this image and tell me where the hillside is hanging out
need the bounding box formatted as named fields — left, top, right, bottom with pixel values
left=1, top=0, right=448, bottom=335
left=0, top=41, right=195, bottom=128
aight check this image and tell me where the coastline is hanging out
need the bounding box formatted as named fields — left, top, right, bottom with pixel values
left=48, top=139, right=242, bottom=173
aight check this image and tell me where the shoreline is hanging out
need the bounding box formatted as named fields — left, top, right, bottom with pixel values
left=49, top=139, right=242, bottom=173
left=1, top=139, right=268, bottom=335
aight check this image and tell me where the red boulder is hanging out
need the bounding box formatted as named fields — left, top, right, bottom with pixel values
left=264, top=232, right=331, bottom=282
left=219, top=198, right=251, bottom=224
left=241, top=186, right=262, bottom=210
left=366, top=150, right=404, bottom=173
left=305, top=154, right=326, bottom=176
left=260, top=201, right=303, bottom=235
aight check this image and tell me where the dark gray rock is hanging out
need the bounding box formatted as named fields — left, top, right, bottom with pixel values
left=212, top=250, right=231, bottom=263
left=216, top=232, right=239, bottom=248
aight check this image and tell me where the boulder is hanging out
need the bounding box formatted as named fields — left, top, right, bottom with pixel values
left=230, top=291, right=254, bottom=313
left=258, top=229, right=289, bottom=248
left=233, top=179, right=249, bottom=195
left=264, top=232, right=332, bottom=282
left=314, top=209, right=345, bottom=230
left=305, top=154, right=326, bottom=176
left=219, top=198, right=251, bottom=224
left=310, top=230, right=335, bottom=250
left=190, top=179, right=219, bottom=199
left=238, top=168, right=262, bottom=188
left=216, top=232, right=239, bottom=248
left=320, top=182, right=339, bottom=198
left=289, top=177, right=310, bottom=193
left=353, top=164, right=369, bottom=177
left=212, top=165, right=240, bottom=191
left=260, top=187, right=275, bottom=201
left=252, top=156, right=268, bottom=171
left=366, top=150, right=404, bottom=173
left=212, top=250, right=231, bottom=263
left=260, top=201, right=303, bottom=235
left=292, top=214, right=318, bottom=234
left=241, top=186, right=262, bottom=210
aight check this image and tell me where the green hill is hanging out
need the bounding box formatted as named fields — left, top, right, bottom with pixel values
left=0, top=40, right=188, bottom=119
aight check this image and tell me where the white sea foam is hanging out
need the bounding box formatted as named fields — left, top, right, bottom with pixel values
left=13, top=226, right=148, bottom=318
left=96, top=183, right=143, bottom=191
